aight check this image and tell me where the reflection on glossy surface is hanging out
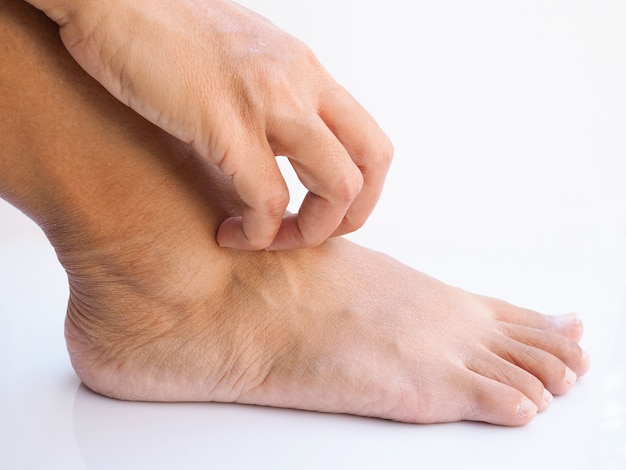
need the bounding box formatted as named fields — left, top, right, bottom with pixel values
left=591, top=297, right=626, bottom=469
left=68, top=382, right=608, bottom=470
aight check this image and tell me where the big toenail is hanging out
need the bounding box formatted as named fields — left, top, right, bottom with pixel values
left=565, top=367, right=577, bottom=385
left=518, top=399, right=537, bottom=418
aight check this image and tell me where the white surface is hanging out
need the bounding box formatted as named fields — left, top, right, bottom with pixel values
left=1, top=1, right=625, bottom=469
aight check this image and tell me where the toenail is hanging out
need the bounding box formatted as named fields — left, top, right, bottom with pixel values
left=582, top=350, right=591, bottom=366
left=552, top=313, right=581, bottom=327
left=543, top=388, right=553, bottom=405
left=565, top=367, right=577, bottom=386
left=517, top=399, right=537, bottom=418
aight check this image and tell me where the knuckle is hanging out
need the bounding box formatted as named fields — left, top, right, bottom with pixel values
left=367, top=134, right=394, bottom=170
left=363, top=134, right=395, bottom=172
left=215, top=143, right=239, bottom=177
left=289, top=36, right=319, bottom=67
left=332, top=170, right=363, bottom=204
left=260, top=187, right=290, bottom=218
left=297, top=218, right=332, bottom=249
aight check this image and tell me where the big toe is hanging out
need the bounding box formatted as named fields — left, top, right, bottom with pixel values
left=463, top=374, right=538, bottom=426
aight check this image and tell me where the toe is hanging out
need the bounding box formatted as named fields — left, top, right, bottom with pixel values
left=497, top=322, right=591, bottom=379
left=546, top=313, right=585, bottom=342
left=491, top=336, right=580, bottom=395
left=486, top=297, right=584, bottom=342
left=462, top=373, right=538, bottom=426
left=466, top=351, right=553, bottom=411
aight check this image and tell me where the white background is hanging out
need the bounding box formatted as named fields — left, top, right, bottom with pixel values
left=1, top=1, right=625, bottom=468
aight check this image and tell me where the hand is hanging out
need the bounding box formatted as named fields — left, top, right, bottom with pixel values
left=37, top=0, right=393, bottom=250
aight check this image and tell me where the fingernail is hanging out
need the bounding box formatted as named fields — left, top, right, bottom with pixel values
left=565, top=367, right=577, bottom=386
left=518, top=399, right=538, bottom=418
left=543, top=388, right=553, bottom=405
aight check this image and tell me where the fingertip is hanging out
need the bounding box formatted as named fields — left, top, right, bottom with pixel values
left=264, top=214, right=314, bottom=251
left=216, top=216, right=242, bottom=249
left=216, top=216, right=273, bottom=251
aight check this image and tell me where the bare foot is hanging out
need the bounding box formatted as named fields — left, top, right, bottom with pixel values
left=62, top=210, right=589, bottom=426
left=1, top=1, right=589, bottom=427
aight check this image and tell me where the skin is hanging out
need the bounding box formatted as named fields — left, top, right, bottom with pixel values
left=0, top=2, right=589, bottom=426
left=23, top=0, right=394, bottom=251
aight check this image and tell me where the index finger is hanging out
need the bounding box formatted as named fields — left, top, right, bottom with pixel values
left=266, top=115, right=364, bottom=250
left=215, top=138, right=290, bottom=250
